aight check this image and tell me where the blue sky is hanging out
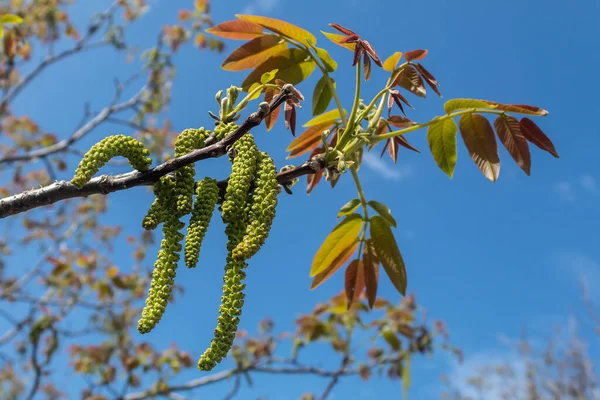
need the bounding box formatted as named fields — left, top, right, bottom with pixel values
left=4, top=0, right=600, bottom=398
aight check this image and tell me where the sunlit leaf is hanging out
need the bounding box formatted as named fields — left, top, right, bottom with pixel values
left=383, top=52, right=403, bottom=72
left=345, top=260, right=365, bottom=307
left=321, top=31, right=356, bottom=51
left=315, top=47, right=337, bottom=72
left=382, top=327, right=401, bottom=350
left=303, top=108, right=344, bottom=127
left=222, top=35, right=287, bottom=71
left=394, top=65, right=426, bottom=98
left=338, top=198, right=361, bottom=218
left=404, top=49, right=428, bottom=62
left=367, top=200, right=397, bottom=228
left=370, top=216, right=407, bottom=296
left=0, top=14, right=23, bottom=25
left=206, top=19, right=264, bottom=40
left=264, top=87, right=280, bottom=130
left=483, top=101, right=549, bottom=116
left=312, top=76, right=334, bottom=116
left=237, top=14, right=316, bottom=46
left=520, top=118, right=559, bottom=158
left=444, top=98, right=498, bottom=114
left=459, top=113, right=500, bottom=182
left=310, top=214, right=364, bottom=277
left=363, top=240, right=380, bottom=308
left=260, top=69, right=279, bottom=84
left=286, top=121, right=332, bottom=158
left=494, top=115, right=531, bottom=175
left=247, top=82, right=263, bottom=100
left=241, top=48, right=315, bottom=90
left=427, top=118, right=458, bottom=178
left=311, top=240, right=358, bottom=289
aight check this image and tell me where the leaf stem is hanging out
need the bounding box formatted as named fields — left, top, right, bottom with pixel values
left=336, top=59, right=362, bottom=151
left=350, top=166, right=369, bottom=259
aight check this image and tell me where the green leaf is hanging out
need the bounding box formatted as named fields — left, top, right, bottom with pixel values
left=247, top=82, right=263, bottom=100
left=444, top=98, right=498, bottom=114
left=312, top=76, right=334, bottom=116
left=338, top=198, right=361, bottom=218
left=320, top=31, right=356, bottom=51
left=382, top=327, right=401, bottom=351
left=303, top=108, right=344, bottom=127
left=402, top=356, right=411, bottom=399
left=315, top=47, right=337, bottom=72
left=310, top=214, right=363, bottom=277
left=370, top=216, right=406, bottom=296
left=260, top=69, right=278, bottom=84
left=459, top=113, right=500, bottom=182
left=367, top=200, right=397, bottom=228
left=0, top=14, right=23, bottom=25
left=427, top=118, right=458, bottom=178
left=241, top=48, right=315, bottom=91
left=237, top=14, right=316, bottom=46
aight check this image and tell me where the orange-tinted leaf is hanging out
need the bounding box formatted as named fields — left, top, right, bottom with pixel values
left=363, top=240, right=380, bottom=308
left=312, top=76, right=334, bottom=116
left=286, top=121, right=332, bottom=158
left=370, top=216, right=407, bottom=296
left=383, top=52, right=402, bottom=72
left=264, top=87, right=280, bottom=131
left=483, top=102, right=549, bottom=116
left=394, top=65, right=426, bottom=98
left=388, top=138, right=398, bottom=163
left=206, top=19, right=264, bottom=40
left=237, top=14, right=316, bottom=46
left=311, top=240, right=358, bottom=289
left=241, top=48, right=315, bottom=90
left=459, top=113, right=500, bottom=182
left=303, top=108, right=344, bottom=127
left=415, top=63, right=441, bottom=97
left=520, top=118, right=559, bottom=158
left=222, top=35, right=287, bottom=71
left=388, top=116, right=416, bottom=128
left=310, top=214, right=364, bottom=276
left=345, top=260, right=365, bottom=307
left=494, top=115, right=531, bottom=175
left=321, top=31, right=356, bottom=51
left=404, top=49, right=428, bottom=62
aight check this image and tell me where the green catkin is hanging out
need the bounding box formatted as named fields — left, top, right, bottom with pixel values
left=221, top=134, right=258, bottom=223
left=184, top=178, right=220, bottom=268
left=232, top=152, right=279, bottom=261
left=137, top=177, right=184, bottom=334
left=198, top=197, right=252, bottom=371
left=142, top=197, right=163, bottom=230
left=71, top=135, right=152, bottom=188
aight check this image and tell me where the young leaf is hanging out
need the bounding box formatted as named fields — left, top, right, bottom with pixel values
left=310, top=214, right=364, bottom=277
left=363, top=52, right=372, bottom=81
left=394, top=65, right=426, bottom=98
left=388, top=116, right=416, bottom=128
left=404, top=49, right=428, bottom=62
left=264, top=87, right=280, bottom=130
left=222, top=35, right=287, bottom=71
left=206, top=19, right=264, bottom=40
left=303, top=108, right=344, bottom=127
left=494, top=115, right=531, bottom=175
left=260, top=69, right=279, bottom=84
left=367, top=200, right=397, bottom=228
left=320, top=31, right=356, bottom=51
left=0, top=14, right=23, bottom=25
left=459, top=113, right=500, bottom=182
left=444, top=98, right=498, bottom=114
left=311, top=240, right=359, bottom=289
left=312, top=76, right=334, bottom=116
left=427, top=118, right=458, bottom=178
left=415, top=63, right=441, bottom=97
left=315, top=47, right=338, bottom=72
left=370, top=216, right=407, bottom=296
left=286, top=121, right=332, bottom=158
left=247, top=82, right=263, bottom=100
left=383, top=52, right=403, bottom=72
left=237, top=14, right=316, bottom=46
left=345, top=260, right=366, bottom=307
left=363, top=240, right=380, bottom=309
left=395, top=136, right=420, bottom=154
left=520, top=118, right=559, bottom=158
left=338, top=198, right=361, bottom=218
left=483, top=102, right=549, bottom=116
left=241, top=48, right=315, bottom=90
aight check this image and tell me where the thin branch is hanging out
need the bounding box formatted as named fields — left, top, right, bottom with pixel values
left=0, top=87, right=328, bottom=219
left=318, top=356, right=350, bottom=400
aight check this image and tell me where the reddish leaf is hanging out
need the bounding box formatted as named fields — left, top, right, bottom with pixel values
left=311, top=240, right=359, bottom=289
left=388, top=116, right=416, bottom=129
left=387, top=138, right=398, bottom=164
left=321, top=31, right=356, bottom=51
left=363, top=240, right=380, bottom=308
left=286, top=121, right=332, bottom=158
left=352, top=45, right=363, bottom=67
left=361, top=40, right=382, bottom=67
left=329, top=23, right=356, bottom=36
left=520, top=118, right=559, bottom=158
left=206, top=19, right=264, bottom=40
left=415, top=63, right=441, bottom=97
left=396, top=136, right=420, bottom=153
left=345, top=260, right=366, bottom=308
left=339, top=34, right=360, bottom=43
left=404, top=49, right=428, bottom=62
left=494, top=115, right=531, bottom=175
left=222, top=35, right=287, bottom=71
left=370, top=216, right=407, bottom=296
left=264, top=87, right=280, bottom=131
left=363, top=52, right=372, bottom=81
left=459, top=113, right=500, bottom=182
left=394, top=66, right=426, bottom=98
left=284, top=103, right=297, bottom=136
left=483, top=102, right=549, bottom=116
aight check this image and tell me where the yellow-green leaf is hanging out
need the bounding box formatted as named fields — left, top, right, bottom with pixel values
left=247, top=82, right=263, bottom=100
left=236, top=14, right=316, bottom=46
left=367, top=200, right=397, bottom=228
left=303, top=108, right=344, bottom=127
left=312, top=76, right=334, bottom=116
left=459, top=113, right=500, bottom=182
left=206, top=19, right=264, bottom=40
left=370, top=215, right=406, bottom=296
left=382, top=327, right=401, bottom=350
left=0, top=14, right=23, bottom=25
left=320, top=31, right=356, bottom=51
left=402, top=356, right=411, bottom=399
left=315, top=47, right=337, bottom=72
left=310, top=214, right=363, bottom=277
left=310, top=240, right=359, bottom=289
left=383, top=52, right=402, bottom=72
left=222, top=35, right=287, bottom=71
left=241, top=48, right=315, bottom=91
left=444, top=98, right=498, bottom=114
left=427, top=118, right=458, bottom=178
left=260, top=69, right=278, bottom=84
left=286, top=121, right=331, bottom=158
left=338, top=198, right=361, bottom=218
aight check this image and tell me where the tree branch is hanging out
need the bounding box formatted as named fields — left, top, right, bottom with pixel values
left=0, top=86, right=327, bottom=219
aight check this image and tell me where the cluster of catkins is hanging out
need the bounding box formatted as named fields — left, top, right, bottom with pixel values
left=71, top=122, right=279, bottom=371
